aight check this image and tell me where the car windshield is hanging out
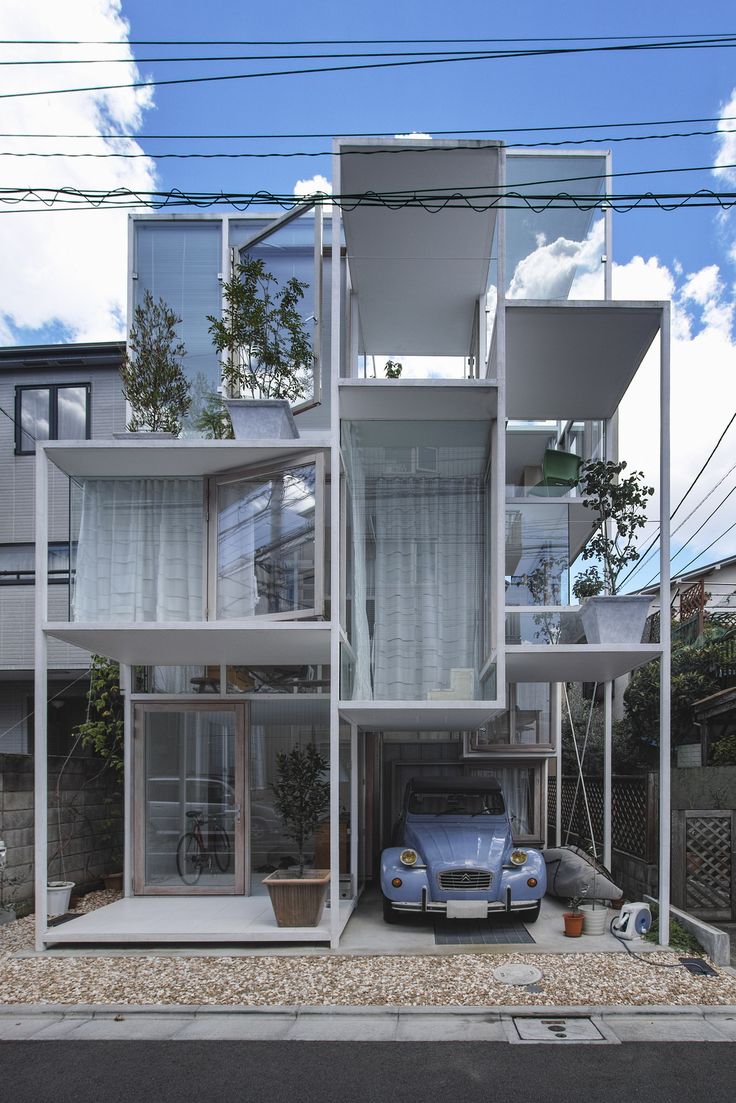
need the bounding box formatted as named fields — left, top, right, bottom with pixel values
left=408, top=790, right=505, bottom=816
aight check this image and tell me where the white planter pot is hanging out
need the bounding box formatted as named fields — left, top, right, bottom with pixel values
left=225, top=399, right=299, bottom=441
left=580, top=904, right=609, bottom=935
left=580, top=595, right=651, bottom=645
left=47, top=880, right=75, bottom=916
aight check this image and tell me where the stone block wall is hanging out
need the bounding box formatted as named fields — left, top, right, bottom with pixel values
left=0, top=752, right=122, bottom=909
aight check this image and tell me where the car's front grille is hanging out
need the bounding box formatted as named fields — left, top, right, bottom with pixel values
left=438, top=868, right=492, bottom=890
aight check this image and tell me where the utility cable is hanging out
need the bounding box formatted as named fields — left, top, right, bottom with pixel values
left=4, top=33, right=736, bottom=45
left=2, top=36, right=736, bottom=102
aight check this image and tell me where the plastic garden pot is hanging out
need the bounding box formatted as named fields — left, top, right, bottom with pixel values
left=563, top=911, right=584, bottom=937
left=581, top=904, right=609, bottom=935
left=47, top=881, right=75, bottom=916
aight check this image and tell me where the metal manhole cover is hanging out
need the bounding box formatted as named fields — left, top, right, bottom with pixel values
left=513, top=1016, right=605, bottom=1043
left=493, top=964, right=542, bottom=986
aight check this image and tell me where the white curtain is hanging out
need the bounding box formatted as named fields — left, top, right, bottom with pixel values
left=470, top=767, right=532, bottom=835
left=372, top=476, right=481, bottom=699
left=342, top=428, right=373, bottom=698
left=73, top=478, right=204, bottom=622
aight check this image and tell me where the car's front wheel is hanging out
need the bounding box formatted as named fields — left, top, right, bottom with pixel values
left=382, top=895, right=402, bottom=924
left=523, top=901, right=541, bottom=924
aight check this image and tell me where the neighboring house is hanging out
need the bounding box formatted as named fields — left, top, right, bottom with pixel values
left=638, top=553, right=736, bottom=638
left=0, top=342, right=126, bottom=903
left=30, top=139, right=672, bottom=949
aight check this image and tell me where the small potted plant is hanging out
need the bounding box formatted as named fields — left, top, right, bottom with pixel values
left=580, top=872, right=609, bottom=935
left=119, top=291, right=191, bottom=435
left=572, top=459, right=654, bottom=644
left=208, top=255, right=312, bottom=440
left=263, top=743, right=330, bottom=927
left=563, top=895, right=585, bottom=937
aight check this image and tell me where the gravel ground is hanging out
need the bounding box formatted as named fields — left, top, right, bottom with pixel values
left=1, top=892, right=736, bottom=1008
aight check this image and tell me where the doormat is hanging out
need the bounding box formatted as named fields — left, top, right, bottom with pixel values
left=434, top=917, right=535, bottom=946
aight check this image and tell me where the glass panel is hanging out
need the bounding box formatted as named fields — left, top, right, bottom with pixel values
left=505, top=154, right=607, bottom=301
left=57, top=386, right=87, bottom=440
left=143, top=708, right=237, bottom=889
left=216, top=463, right=316, bottom=618
left=19, top=388, right=49, bottom=451
left=226, top=665, right=329, bottom=693
left=249, top=698, right=329, bottom=885
left=134, top=666, right=218, bottom=693
left=71, top=478, right=204, bottom=622
left=467, top=765, right=536, bottom=836
left=342, top=420, right=490, bottom=700
left=505, top=502, right=571, bottom=606
left=134, top=220, right=222, bottom=432
left=505, top=608, right=586, bottom=644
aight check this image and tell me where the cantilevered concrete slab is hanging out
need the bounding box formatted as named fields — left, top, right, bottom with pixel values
left=339, top=701, right=504, bottom=730
left=505, top=301, right=663, bottom=420
left=505, top=643, right=662, bottom=683
left=44, top=622, right=331, bottom=667
left=339, top=379, right=498, bottom=421
left=338, top=139, right=500, bottom=356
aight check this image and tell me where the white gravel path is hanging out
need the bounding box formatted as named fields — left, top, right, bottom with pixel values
left=2, top=892, right=735, bottom=1008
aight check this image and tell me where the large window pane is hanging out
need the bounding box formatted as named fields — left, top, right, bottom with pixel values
left=216, top=463, right=317, bottom=618
left=19, top=388, right=49, bottom=451
left=72, top=478, right=204, bottom=622
left=57, top=385, right=88, bottom=440
left=141, top=707, right=238, bottom=890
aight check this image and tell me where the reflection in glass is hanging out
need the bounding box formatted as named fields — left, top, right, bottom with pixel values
left=142, top=708, right=237, bottom=889
left=468, top=765, right=535, bottom=835
left=505, top=502, right=570, bottom=607
left=57, top=386, right=87, bottom=439
left=216, top=463, right=317, bottom=618
left=19, top=388, right=50, bottom=451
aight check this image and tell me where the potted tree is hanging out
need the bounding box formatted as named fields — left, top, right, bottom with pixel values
left=263, top=743, right=331, bottom=927
left=119, top=291, right=191, bottom=435
left=563, top=896, right=584, bottom=937
left=207, top=255, right=312, bottom=440
left=572, top=459, right=654, bottom=644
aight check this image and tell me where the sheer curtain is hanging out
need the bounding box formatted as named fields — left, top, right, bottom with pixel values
left=470, top=766, right=533, bottom=835
left=72, top=478, right=204, bottom=622
left=372, top=476, right=481, bottom=699
left=342, top=428, right=373, bottom=698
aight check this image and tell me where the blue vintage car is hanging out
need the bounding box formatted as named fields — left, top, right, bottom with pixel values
left=381, top=777, right=546, bottom=923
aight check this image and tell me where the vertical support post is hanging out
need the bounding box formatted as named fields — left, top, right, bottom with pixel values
left=350, top=721, right=358, bottom=898
left=552, top=681, right=562, bottom=847
left=494, top=147, right=507, bottom=703
left=34, top=445, right=49, bottom=952
left=121, top=663, right=133, bottom=898
left=604, top=151, right=613, bottom=301
left=659, top=305, right=672, bottom=946
left=603, top=680, right=613, bottom=870
left=329, top=146, right=343, bottom=948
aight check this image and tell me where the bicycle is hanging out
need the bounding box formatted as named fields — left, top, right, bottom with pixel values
left=175, top=809, right=232, bottom=885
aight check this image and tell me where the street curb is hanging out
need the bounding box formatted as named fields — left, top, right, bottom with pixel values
left=1, top=1002, right=736, bottom=1018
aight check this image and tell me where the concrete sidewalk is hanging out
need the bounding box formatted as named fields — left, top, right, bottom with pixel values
left=1, top=1003, right=735, bottom=1043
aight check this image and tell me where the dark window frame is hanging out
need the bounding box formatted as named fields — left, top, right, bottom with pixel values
left=14, top=382, right=91, bottom=455
left=0, top=541, right=75, bottom=586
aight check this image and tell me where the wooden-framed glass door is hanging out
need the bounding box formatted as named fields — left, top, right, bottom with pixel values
left=133, top=702, right=247, bottom=895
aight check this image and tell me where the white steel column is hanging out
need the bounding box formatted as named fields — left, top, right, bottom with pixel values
left=603, top=680, right=613, bottom=870
left=604, top=151, right=613, bottom=300
left=33, top=445, right=49, bottom=952
left=350, top=721, right=359, bottom=897
left=552, top=681, right=562, bottom=846
left=329, top=151, right=343, bottom=948
left=658, top=306, right=672, bottom=946
left=494, top=147, right=507, bottom=700
left=121, top=664, right=133, bottom=898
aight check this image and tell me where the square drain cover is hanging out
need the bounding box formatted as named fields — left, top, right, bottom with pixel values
left=513, top=1016, right=605, bottom=1043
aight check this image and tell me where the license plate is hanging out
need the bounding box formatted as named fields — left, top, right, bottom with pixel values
left=446, top=900, right=488, bottom=919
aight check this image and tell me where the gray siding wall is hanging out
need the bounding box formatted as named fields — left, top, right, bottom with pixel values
left=0, top=587, right=90, bottom=671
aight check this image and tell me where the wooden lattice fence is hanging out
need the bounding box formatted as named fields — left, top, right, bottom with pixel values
left=548, top=774, right=657, bottom=862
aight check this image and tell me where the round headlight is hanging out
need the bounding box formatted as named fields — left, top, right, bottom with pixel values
left=510, top=849, right=528, bottom=866
left=400, top=849, right=418, bottom=867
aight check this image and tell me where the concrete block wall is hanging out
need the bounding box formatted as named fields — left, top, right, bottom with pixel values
left=611, top=850, right=658, bottom=903
left=0, top=752, right=122, bottom=909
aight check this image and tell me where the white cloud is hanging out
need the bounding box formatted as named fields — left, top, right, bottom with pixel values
left=507, top=219, right=605, bottom=300
left=393, top=132, right=432, bottom=140
left=714, top=88, right=736, bottom=183
left=0, top=1, right=156, bottom=344
left=293, top=174, right=332, bottom=198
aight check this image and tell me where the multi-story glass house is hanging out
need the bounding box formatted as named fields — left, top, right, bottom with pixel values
left=32, top=139, right=671, bottom=948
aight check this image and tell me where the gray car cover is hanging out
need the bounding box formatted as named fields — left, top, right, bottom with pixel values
left=543, top=846, right=623, bottom=902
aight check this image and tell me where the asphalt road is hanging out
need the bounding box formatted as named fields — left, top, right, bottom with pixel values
left=1, top=1041, right=736, bottom=1103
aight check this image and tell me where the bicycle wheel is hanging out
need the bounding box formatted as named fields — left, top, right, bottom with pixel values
left=212, top=825, right=231, bottom=873
left=176, top=832, right=203, bottom=885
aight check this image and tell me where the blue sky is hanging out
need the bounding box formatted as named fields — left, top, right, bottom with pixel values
left=1, top=1, right=735, bottom=589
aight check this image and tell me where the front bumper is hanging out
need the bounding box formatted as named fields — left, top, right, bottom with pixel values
left=389, top=897, right=539, bottom=915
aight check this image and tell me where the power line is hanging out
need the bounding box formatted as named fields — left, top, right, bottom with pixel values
left=1, top=112, right=734, bottom=141
left=639, top=484, right=736, bottom=590
left=623, top=408, right=736, bottom=588
left=2, top=37, right=736, bottom=102
left=2, top=33, right=735, bottom=45
left=665, top=518, right=736, bottom=580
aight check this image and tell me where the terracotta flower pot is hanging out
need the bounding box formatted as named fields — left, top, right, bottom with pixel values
left=563, top=911, right=584, bottom=937
left=263, top=869, right=330, bottom=927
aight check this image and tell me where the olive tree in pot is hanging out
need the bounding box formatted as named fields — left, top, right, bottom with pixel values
left=119, top=291, right=191, bottom=436
left=263, top=743, right=330, bottom=927
left=572, top=459, right=654, bottom=644
left=207, top=256, right=312, bottom=440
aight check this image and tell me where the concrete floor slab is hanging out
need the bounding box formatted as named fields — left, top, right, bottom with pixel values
left=608, top=1015, right=732, bottom=1042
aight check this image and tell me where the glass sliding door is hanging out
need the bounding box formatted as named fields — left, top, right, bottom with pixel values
left=134, top=703, right=246, bottom=894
